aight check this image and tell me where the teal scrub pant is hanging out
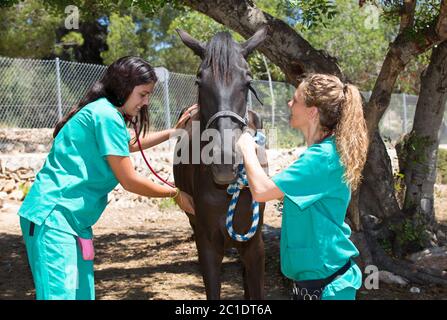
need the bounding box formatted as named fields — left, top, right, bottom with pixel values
left=20, top=217, right=95, bottom=300
left=322, top=287, right=357, bottom=300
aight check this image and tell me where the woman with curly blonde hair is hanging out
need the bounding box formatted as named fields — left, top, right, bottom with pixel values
left=237, top=73, right=369, bottom=300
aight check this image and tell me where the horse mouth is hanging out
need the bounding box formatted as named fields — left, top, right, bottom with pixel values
left=211, top=165, right=237, bottom=186
left=213, top=181, right=231, bottom=189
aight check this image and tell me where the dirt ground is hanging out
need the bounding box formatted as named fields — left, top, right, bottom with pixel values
left=1, top=196, right=446, bottom=300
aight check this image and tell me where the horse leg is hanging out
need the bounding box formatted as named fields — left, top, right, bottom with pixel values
left=186, top=213, right=196, bottom=241
left=196, top=236, right=224, bottom=300
left=238, top=235, right=265, bottom=299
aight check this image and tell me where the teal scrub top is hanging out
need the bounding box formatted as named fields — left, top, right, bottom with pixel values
left=272, top=136, right=362, bottom=297
left=18, top=97, right=131, bottom=238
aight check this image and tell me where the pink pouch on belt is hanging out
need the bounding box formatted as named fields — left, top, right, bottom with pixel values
left=77, top=237, right=95, bottom=260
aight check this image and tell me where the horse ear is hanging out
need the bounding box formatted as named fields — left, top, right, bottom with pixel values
left=176, top=29, right=206, bottom=59
left=241, top=26, right=268, bottom=58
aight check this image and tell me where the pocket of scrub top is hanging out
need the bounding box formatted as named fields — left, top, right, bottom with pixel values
left=284, top=192, right=325, bottom=211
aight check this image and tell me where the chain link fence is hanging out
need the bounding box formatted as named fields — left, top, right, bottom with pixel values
left=0, top=56, right=446, bottom=153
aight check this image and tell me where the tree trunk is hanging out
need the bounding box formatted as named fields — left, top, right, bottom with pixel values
left=56, top=19, right=108, bottom=64
left=398, top=41, right=447, bottom=246
left=75, top=20, right=108, bottom=64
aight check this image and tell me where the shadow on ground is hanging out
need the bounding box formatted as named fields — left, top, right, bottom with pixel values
left=0, top=223, right=288, bottom=300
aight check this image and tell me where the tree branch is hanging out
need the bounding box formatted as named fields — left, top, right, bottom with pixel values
left=365, top=1, right=447, bottom=139
left=399, top=0, right=417, bottom=33
left=436, top=0, right=447, bottom=39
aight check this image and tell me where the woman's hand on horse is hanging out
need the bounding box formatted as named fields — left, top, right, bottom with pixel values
left=237, top=131, right=256, bottom=154
left=175, top=190, right=195, bottom=215
left=174, top=104, right=199, bottom=129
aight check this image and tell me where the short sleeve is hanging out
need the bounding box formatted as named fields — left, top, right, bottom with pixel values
left=272, top=145, right=329, bottom=210
left=94, top=110, right=130, bottom=158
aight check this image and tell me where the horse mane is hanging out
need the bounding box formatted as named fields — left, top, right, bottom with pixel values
left=203, top=32, right=240, bottom=84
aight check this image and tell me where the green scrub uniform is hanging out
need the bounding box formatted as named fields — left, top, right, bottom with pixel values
left=272, top=136, right=362, bottom=300
left=18, top=97, right=130, bottom=300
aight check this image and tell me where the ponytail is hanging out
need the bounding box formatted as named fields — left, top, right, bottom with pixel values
left=300, top=73, right=369, bottom=191
left=335, top=84, right=369, bottom=191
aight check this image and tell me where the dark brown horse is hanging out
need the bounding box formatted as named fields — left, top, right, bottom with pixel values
left=173, top=27, right=268, bottom=300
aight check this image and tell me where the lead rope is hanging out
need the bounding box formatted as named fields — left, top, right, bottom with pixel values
left=226, top=131, right=266, bottom=242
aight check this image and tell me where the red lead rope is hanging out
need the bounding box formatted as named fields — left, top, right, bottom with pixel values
left=129, top=119, right=176, bottom=188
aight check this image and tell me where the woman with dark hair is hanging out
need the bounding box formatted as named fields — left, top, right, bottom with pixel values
left=237, top=73, right=369, bottom=300
left=18, top=56, right=196, bottom=300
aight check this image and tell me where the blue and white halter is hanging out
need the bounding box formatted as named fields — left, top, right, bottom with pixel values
left=225, top=131, right=266, bottom=242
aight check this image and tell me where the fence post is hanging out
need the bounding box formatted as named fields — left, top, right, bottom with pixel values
left=262, top=55, right=275, bottom=128
left=154, top=67, right=171, bottom=130
left=248, top=90, right=253, bottom=109
left=155, top=67, right=171, bottom=129
left=55, top=58, right=63, bottom=120
left=402, top=93, right=407, bottom=134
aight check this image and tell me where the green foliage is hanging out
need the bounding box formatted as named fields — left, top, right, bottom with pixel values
left=18, top=182, right=31, bottom=199
left=248, top=53, right=286, bottom=82
left=101, top=13, right=143, bottom=65
left=61, top=31, right=84, bottom=46
left=389, top=213, right=428, bottom=250
left=288, top=0, right=436, bottom=93
left=294, top=0, right=392, bottom=92
left=437, top=148, right=447, bottom=184
left=394, top=171, right=405, bottom=192
left=37, top=0, right=180, bottom=20
left=54, top=31, right=84, bottom=58
left=158, top=197, right=176, bottom=211
left=288, top=0, right=338, bottom=29
left=373, top=0, right=441, bottom=94
left=0, top=0, right=62, bottom=58
left=378, top=238, right=393, bottom=255
left=400, top=132, right=434, bottom=167
left=168, top=9, right=232, bottom=42
left=0, top=0, right=21, bottom=8
left=381, top=0, right=441, bottom=35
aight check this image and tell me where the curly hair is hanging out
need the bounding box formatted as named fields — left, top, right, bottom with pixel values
left=299, top=73, right=369, bottom=191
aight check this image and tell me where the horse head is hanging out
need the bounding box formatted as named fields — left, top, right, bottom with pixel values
left=177, top=27, right=267, bottom=185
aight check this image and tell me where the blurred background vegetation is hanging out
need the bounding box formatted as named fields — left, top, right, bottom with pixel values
left=0, top=0, right=431, bottom=94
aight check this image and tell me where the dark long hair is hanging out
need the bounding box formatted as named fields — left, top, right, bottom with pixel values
left=53, top=56, right=158, bottom=139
